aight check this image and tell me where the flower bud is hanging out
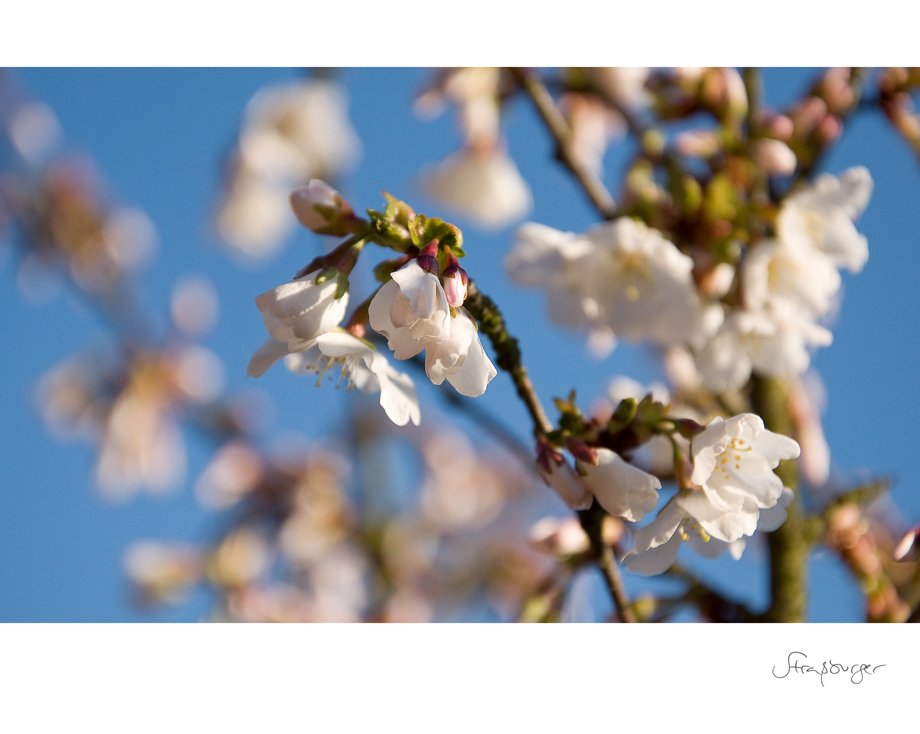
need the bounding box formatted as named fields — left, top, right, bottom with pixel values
left=565, top=436, right=599, bottom=465
left=675, top=129, right=722, bottom=158
left=894, top=526, right=920, bottom=562
left=761, top=112, right=794, bottom=140
left=442, top=255, right=468, bottom=307
left=535, top=440, right=592, bottom=510
left=416, top=239, right=440, bottom=275
left=289, top=179, right=353, bottom=234
left=751, top=138, right=797, bottom=175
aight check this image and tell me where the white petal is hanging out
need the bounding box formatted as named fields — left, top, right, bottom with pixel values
left=633, top=499, right=685, bottom=553
left=375, top=360, right=421, bottom=427
left=580, top=449, right=660, bottom=522
left=537, top=460, right=593, bottom=511
left=247, top=337, right=292, bottom=377
left=445, top=319, right=497, bottom=397
left=757, top=487, right=794, bottom=532
left=623, top=532, right=682, bottom=576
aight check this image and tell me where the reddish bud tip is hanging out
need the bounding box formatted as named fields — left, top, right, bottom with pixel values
left=565, top=437, right=599, bottom=465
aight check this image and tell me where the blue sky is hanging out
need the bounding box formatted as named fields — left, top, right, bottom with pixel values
left=1, top=68, right=918, bottom=622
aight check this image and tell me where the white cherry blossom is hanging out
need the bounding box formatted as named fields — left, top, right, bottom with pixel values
left=579, top=448, right=661, bottom=522
left=507, top=217, right=721, bottom=349
left=254, top=271, right=348, bottom=353
left=779, top=166, right=873, bottom=273
left=369, top=260, right=496, bottom=398
left=695, top=303, right=832, bottom=393
left=283, top=331, right=421, bottom=427
left=625, top=415, right=799, bottom=575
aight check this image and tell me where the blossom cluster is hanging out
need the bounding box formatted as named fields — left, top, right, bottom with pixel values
left=246, top=182, right=497, bottom=427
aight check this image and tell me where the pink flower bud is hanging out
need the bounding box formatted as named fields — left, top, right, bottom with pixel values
left=565, top=437, right=599, bottom=465
left=817, top=114, right=842, bottom=144
left=762, top=112, right=794, bottom=140
left=289, top=179, right=350, bottom=232
left=442, top=255, right=468, bottom=307
left=751, top=138, right=797, bottom=175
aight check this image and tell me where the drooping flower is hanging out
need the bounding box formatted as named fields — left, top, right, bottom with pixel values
left=624, top=414, right=799, bottom=575
left=283, top=331, right=421, bottom=427
left=253, top=271, right=348, bottom=353
left=578, top=448, right=661, bottom=523
left=368, top=260, right=496, bottom=398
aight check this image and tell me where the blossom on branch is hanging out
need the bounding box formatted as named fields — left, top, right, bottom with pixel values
left=369, top=259, right=497, bottom=397
left=625, top=414, right=799, bottom=575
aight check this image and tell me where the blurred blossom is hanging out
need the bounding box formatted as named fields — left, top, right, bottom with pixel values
left=560, top=92, right=622, bottom=176
left=586, top=67, right=651, bottom=111
left=195, top=441, right=264, bottom=510
left=207, top=527, right=271, bottom=589
left=39, top=348, right=207, bottom=500
left=674, top=129, right=722, bottom=159
left=528, top=516, right=590, bottom=557
left=507, top=218, right=722, bottom=351
left=16, top=161, right=158, bottom=292
left=37, top=351, right=118, bottom=442
left=5, top=100, right=62, bottom=166
left=695, top=303, right=833, bottom=393
left=215, top=78, right=360, bottom=260
left=663, top=345, right=704, bottom=394
left=415, top=67, right=504, bottom=146
left=751, top=138, right=797, bottom=175
left=421, top=145, right=532, bottom=229
left=170, top=277, right=219, bottom=338
left=172, top=345, right=225, bottom=403
left=778, top=166, right=873, bottom=273
left=123, top=541, right=202, bottom=604
left=215, top=165, right=294, bottom=260
left=309, top=543, right=371, bottom=619
left=419, top=431, right=513, bottom=530
left=240, top=79, right=361, bottom=183
left=380, top=590, right=434, bottom=623
left=95, top=384, right=187, bottom=500
left=788, top=373, right=831, bottom=487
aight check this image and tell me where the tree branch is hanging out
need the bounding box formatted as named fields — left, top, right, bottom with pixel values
left=509, top=67, right=619, bottom=221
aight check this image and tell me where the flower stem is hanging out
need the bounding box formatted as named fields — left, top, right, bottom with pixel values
left=464, top=280, right=634, bottom=621
left=464, top=281, right=553, bottom=437
left=509, top=67, right=619, bottom=221
left=578, top=503, right=636, bottom=623
left=751, top=375, right=807, bottom=622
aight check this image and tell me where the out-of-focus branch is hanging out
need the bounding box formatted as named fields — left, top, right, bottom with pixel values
left=509, top=67, right=618, bottom=221
left=666, top=563, right=756, bottom=622
left=752, top=375, right=806, bottom=623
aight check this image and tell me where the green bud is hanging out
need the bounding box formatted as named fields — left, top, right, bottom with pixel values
left=612, top=397, right=638, bottom=424
left=335, top=270, right=350, bottom=299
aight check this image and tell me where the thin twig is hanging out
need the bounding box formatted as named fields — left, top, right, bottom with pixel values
left=509, top=67, right=618, bottom=221
left=463, top=279, right=634, bottom=621
left=578, top=503, right=636, bottom=623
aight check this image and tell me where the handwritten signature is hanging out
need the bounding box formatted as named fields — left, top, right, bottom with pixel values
left=772, top=651, right=886, bottom=687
